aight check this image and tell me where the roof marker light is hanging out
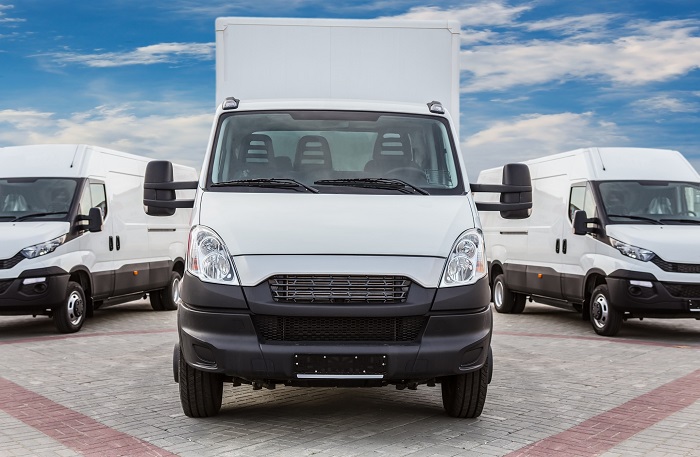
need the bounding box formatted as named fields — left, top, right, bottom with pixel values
left=222, top=97, right=240, bottom=110
left=427, top=101, right=445, bottom=114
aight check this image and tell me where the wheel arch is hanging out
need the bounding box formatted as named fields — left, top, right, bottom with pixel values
left=68, top=266, right=93, bottom=314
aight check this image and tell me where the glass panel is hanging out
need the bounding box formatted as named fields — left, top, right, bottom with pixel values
left=568, top=186, right=585, bottom=221
left=209, top=111, right=462, bottom=194
left=599, top=181, right=700, bottom=224
left=0, top=178, right=78, bottom=220
left=90, top=183, right=107, bottom=219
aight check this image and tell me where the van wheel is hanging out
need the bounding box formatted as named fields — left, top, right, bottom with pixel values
left=150, top=271, right=182, bottom=311
left=590, top=284, right=622, bottom=336
left=492, top=274, right=526, bottom=314
left=440, top=351, right=489, bottom=418
left=54, top=281, right=86, bottom=333
left=178, top=346, right=224, bottom=417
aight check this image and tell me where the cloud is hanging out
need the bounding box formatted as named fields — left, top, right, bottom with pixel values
left=461, top=112, right=628, bottom=180
left=39, top=42, right=215, bottom=68
left=381, top=3, right=531, bottom=26
left=524, top=13, right=619, bottom=38
left=631, top=96, right=698, bottom=113
left=0, top=3, right=23, bottom=24
left=0, top=104, right=213, bottom=170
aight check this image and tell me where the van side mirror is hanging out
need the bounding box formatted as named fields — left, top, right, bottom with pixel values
left=87, top=207, right=103, bottom=232
left=471, top=163, right=532, bottom=219
left=572, top=210, right=591, bottom=235
left=143, top=160, right=197, bottom=217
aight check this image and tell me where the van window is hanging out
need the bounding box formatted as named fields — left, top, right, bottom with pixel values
left=0, top=178, right=77, bottom=220
left=598, top=181, right=700, bottom=224
left=208, top=111, right=463, bottom=195
left=569, top=186, right=585, bottom=221
left=90, top=183, right=108, bottom=219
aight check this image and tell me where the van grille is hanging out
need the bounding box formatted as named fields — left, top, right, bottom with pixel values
left=252, top=315, right=427, bottom=342
left=663, top=283, right=700, bottom=299
left=269, top=275, right=411, bottom=303
left=651, top=257, right=700, bottom=274
left=0, top=253, right=24, bottom=270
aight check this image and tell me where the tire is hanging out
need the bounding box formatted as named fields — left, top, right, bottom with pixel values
left=589, top=284, right=622, bottom=336
left=440, top=351, right=490, bottom=418
left=150, top=271, right=182, bottom=311
left=54, top=281, right=87, bottom=333
left=492, top=274, right=526, bottom=314
left=179, top=346, right=224, bottom=418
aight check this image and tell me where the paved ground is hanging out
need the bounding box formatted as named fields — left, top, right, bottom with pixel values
left=1, top=300, right=699, bottom=457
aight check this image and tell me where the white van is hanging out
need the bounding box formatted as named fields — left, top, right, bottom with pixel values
left=478, top=147, right=700, bottom=336
left=0, top=144, right=196, bottom=333
left=143, top=18, right=532, bottom=419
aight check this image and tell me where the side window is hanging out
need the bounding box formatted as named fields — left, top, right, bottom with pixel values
left=78, top=185, right=92, bottom=217
left=90, top=183, right=108, bottom=219
left=583, top=185, right=597, bottom=219
left=569, top=186, right=585, bottom=221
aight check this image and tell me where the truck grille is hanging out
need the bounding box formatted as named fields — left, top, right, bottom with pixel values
left=651, top=257, right=700, bottom=274
left=663, top=283, right=700, bottom=299
left=252, top=315, right=427, bottom=342
left=0, top=253, right=24, bottom=270
left=0, top=279, right=13, bottom=294
left=269, top=275, right=411, bottom=303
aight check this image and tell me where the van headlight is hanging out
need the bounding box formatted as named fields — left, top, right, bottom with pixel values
left=21, top=234, right=67, bottom=259
left=440, top=229, right=487, bottom=287
left=610, top=237, right=655, bottom=262
left=187, top=225, right=239, bottom=285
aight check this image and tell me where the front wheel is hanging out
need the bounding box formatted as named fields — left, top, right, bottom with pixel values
left=54, top=281, right=86, bottom=333
left=150, top=271, right=182, bottom=311
left=590, top=284, right=622, bottom=336
left=492, top=274, right=526, bottom=314
left=179, top=346, right=224, bottom=417
left=440, top=351, right=490, bottom=418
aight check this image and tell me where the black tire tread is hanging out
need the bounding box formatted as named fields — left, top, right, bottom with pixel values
left=54, top=281, right=86, bottom=334
left=150, top=271, right=181, bottom=311
left=441, top=354, right=489, bottom=418
left=493, top=274, right=526, bottom=314
left=179, top=347, right=223, bottom=418
left=590, top=284, right=623, bottom=337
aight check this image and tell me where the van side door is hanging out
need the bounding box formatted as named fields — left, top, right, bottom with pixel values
left=78, top=180, right=114, bottom=299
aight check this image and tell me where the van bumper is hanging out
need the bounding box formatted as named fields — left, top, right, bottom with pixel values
left=0, top=268, right=69, bottom=315
left=607, top=270, right=700, bottom=318
left=178, top=276, right=492, bottom=385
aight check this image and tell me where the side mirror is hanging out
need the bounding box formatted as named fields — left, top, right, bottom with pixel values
left=471, top=163, right=532, bottom=220
left=572, top=210, right=590, bottom=235
left=143, top=161, right=197, bottom=217
left=87, top=207, right=103, bottom=232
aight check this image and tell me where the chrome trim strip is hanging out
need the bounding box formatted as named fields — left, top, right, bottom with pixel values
left=296, top=374, right=384, bottom=379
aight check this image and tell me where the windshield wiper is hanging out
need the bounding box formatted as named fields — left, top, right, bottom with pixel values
left=606, top=214, right=663, bottom=225
left=211, top=178, right=319, bottom=193
left=658, top=218, right=700, bottom=224
left=12, top=212, right=68, bottom=222
left=314, top=178, right=429, bottom=195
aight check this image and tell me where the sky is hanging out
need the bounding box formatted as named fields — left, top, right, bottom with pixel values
left=1, top=1, right=699, bottom=180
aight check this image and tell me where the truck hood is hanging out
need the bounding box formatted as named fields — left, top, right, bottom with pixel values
left=606, top=224, right=700, bottom=264
left=0, top=222, right=71, bottom=259
left=198, top=193, right=475, bottom=257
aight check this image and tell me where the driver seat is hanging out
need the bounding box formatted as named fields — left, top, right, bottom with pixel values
left=364, top=130, right=421, bottom=174
left=2, top=194, right=28, bottom=211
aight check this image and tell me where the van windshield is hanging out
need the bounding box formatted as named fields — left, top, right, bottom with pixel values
left=598, top=181, right=700, bottom=224
left=0, top=178, right=78, bottom=221
left=208, top=111, right=463, bottom=195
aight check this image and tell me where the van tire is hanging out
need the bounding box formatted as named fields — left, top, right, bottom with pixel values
left=54, top=281, right=86, bottom=333
left=590, top=284, right=622, bottom=336
left=440, top=352, right=489, bottom=418
left=492, top=274, right=526, bottom=314
left=179, top=346, right=224, bottom=417
left=150, top=271, right=182, bottom=311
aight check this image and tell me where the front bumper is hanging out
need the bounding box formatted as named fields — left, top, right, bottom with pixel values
left=178, top=273, right=492, bottom=384
left=0, top=267, right=69, bottom=315
left=607, top=270, right=700, bottom=318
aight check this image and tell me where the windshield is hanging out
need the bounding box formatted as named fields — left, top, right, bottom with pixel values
left=598, top=181, right=700, bottom=224
left=0, top=178, right=78, bottom=221
left=208, top=111, right=463, bottom=195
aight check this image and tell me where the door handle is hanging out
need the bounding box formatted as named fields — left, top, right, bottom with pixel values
left=555, top=239, right=560, bottom=253
left=109, top=236, right=114, bottom=251
left=563, top=239, right=567, bottom=254
left=116, top=235, right=121, bottom=251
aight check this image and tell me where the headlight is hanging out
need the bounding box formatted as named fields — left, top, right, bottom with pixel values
left=187, top=225, right=239, bottom=284
left=440, top=229, right=487, bottom=287
left=21, top=235, right=67, bottom=259
left=610, top=237, right=655, bottom=262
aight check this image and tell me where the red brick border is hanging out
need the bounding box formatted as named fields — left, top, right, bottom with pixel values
left=0, top=377, right=177, bottom=457
left=505, top=369, right=700, bottom=456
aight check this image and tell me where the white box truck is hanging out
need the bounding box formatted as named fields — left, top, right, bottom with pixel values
left=144, top=18, right=532, bottom=418
left=0, top=144, right=197, bottom=333
left=477, top=147, right=700, bottom=336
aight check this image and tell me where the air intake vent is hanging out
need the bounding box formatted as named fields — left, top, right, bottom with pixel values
left=0, top=253, right=24, bottom=270
left=663, top=283, right=700, bottom=299
left=652, top=257, right=700, bottom=274
left=252, top=315, right=427, bottom=342
left=269, top=275, right=411, bottom=303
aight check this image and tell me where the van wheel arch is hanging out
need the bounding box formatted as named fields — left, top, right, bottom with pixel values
left=583, top=271, right=607, bottom=321
left=68, top=268, right=93, bottom=317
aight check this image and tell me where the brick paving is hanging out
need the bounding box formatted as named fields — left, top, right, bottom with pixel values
left=0, top=300, right=698, bottom=456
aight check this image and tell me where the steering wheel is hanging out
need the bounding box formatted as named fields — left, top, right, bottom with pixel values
left=384, top=167, right=427, bottom=182
left=677, top=210, right=697, bottom=217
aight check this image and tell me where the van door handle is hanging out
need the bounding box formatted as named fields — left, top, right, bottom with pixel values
left=563, top=239, right=567, bottom=254
left=109, top=236, right=114, bottom=251
left=116, top=236, right=121, bottom=251
left=555, top=239, right=560, bottom=253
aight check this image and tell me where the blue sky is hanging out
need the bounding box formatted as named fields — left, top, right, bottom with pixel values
left=1, top=1, right=699, bottom=179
